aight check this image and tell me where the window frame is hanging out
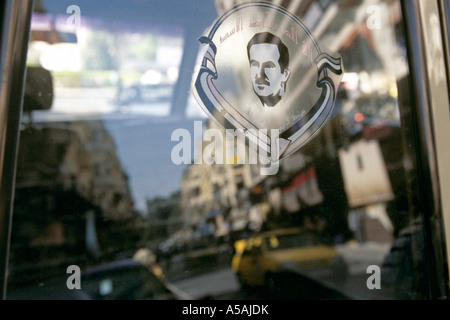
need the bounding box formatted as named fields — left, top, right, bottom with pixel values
left=0, top=0, right=34, bottom=299
left=400, top=0, right=450, bottom=299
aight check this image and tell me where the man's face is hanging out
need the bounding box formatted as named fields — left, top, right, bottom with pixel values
left=249, top=43, right=288, bottom=98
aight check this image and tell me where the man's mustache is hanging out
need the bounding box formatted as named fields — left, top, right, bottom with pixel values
left=255, top=77, right=269, bottom=86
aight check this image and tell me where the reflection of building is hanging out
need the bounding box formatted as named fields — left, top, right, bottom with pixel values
left=180, top=120, right=256, bottom=235
left=9, top=120, right=138, bottom=288
left=61, top=121, right=135, bottom=220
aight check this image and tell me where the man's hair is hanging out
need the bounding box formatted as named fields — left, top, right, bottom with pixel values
left=246, top=32, right=290, bottom=72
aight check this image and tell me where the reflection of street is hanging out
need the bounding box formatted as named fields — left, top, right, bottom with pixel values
left=49, top=87, right=117, bottom=115
left=159, top=244, right=233, bottom=283
left=33, top=87, right=172, bottom=121
left=166, top=264, right=389, bottom=300
left=159, top=241, right=393, bottom=300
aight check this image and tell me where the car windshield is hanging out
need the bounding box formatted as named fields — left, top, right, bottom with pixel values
left=6, top=0, right=441, bottom=302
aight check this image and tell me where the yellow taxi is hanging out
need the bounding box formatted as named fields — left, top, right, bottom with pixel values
left=232, top=228, right=348, bottom=290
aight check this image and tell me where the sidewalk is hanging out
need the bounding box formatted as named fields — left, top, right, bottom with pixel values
left=336, top=241, right=391, bottom=274
left=169, top=241, right=393, bottom=300
left=173, top=268, right=239, bottom=299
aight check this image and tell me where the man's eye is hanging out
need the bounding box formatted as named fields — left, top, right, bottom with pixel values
left=250, top=61, right=259, bottom=67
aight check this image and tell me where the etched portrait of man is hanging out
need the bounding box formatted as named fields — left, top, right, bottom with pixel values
left=246, top=32, right=291, bottom=108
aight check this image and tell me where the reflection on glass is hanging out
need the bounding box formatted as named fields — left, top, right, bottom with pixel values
left=7, top=0, right=430, bottom=301
left=28, top=10, right=184, bottom=120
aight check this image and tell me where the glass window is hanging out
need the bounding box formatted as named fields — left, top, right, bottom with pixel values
left=5, top=0, right=446, bottom=301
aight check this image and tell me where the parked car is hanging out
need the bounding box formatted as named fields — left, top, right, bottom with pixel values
left=232, top=228, right=348, bottom=292
left=79, top=258, right=191, bottom=300
left=6, top=258, right=191, bottom=300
